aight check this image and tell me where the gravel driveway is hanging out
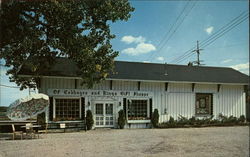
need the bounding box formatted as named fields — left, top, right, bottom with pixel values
left=0, top=126, right=249, bottom=157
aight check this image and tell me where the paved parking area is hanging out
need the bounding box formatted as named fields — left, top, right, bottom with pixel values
left=0, top=126, right=249, bottom=157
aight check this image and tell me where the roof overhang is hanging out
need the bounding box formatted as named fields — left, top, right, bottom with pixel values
left=18, top=74, right=249, bottom=86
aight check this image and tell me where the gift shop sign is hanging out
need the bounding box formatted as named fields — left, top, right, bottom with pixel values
left=47, top=89, right=153, bottom=97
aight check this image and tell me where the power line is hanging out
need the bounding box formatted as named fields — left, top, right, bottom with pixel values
left=155, top=1, right=190, bottom=49
left=146, top=0, right=196, bottom=61
left=170, top=10, right=248, bottom=63
left=170, top=10, right=249, bottom=64
left=152, top=1, right=197, bottom=61
left=172, top=11, right=248, bottom=64
left=201, top=16, right=249, bottom=48
left=0, top=84, right=20, bottom=89
left=205, top=42, right=247, bottom=50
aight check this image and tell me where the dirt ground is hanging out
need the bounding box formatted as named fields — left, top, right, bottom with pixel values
left=0, top=126, right=249, bottom=157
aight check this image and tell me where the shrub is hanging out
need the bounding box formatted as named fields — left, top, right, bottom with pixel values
left=227, top=115, right=238, bottom=123
left=218, top=113, right=228, bottom=123
left=178, top=115, right=189, bottom=126
left=151, top=109, right=159, bottom=128
left=158, top=114, right=248, bottom=129
left=189, top=116, right=196, bottom=125
left=203, top=116, right=214, bottom=125
left=37, top=112, right=46, bottom=129
left=239, top=115, right=246, bottom=123
left=86, top=110, right=94, bottom=130
left=118, top=110, right=126, bottom=129
left=169, top=116, right=175, bottom=124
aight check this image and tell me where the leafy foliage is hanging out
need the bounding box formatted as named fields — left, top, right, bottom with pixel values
left=0, top=0, right=134, bottom=89
left=118, top=109, right=126, bottom=129
left=151, top=109, right=159, bottom=128
left=86, top=110, right=94, bottom=130
left=158, top=114, right=247, bottom=128
left=239, top=115, right=246, bottom=123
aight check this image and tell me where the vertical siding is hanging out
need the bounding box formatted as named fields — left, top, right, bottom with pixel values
left=141, top=82, right=165, bottom=92
left=195, top=84, right=217, bottom=93
left=163, top=83, right=194, bottom=121
left=112, top=80, right=137, bottom=91
left=165, top=93, right=195, bottom=120
left=77, top=80, right=110, bottom=90
left=214, top=85, right=245, bottom=118
left=40, top=77, right=246, bottom=126
left=168, top=83, right=192, bottom=92
left=41, top=78, right=75, bottom=94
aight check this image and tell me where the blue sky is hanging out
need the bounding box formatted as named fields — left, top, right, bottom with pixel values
left=0, top=0, right=249, bottom=106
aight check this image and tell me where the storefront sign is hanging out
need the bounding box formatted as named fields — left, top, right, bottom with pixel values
left=47, top=89, right=153, bottom=97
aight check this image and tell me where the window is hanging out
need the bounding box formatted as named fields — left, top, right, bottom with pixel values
left=128, top=100, right=149, bottom=120
left=196, top=93, right=213, bottom=115
left=105, top=103, right=113, bottom=115
left=95, top=103, right=103, bottom=115
left=55, top=99, right=80, bottom=121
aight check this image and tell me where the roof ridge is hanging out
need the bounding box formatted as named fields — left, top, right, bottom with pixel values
left=114, top=60, right=233, bottom=70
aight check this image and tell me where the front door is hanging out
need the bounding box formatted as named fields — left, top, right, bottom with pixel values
left=95, top=103, right=114, bottom=127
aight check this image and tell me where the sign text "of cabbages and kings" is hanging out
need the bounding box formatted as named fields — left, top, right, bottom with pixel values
left=47, top=89, right=153, bottom=97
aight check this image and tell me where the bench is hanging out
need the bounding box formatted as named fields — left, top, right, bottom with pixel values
left=48, top=121, right=86, bottom=132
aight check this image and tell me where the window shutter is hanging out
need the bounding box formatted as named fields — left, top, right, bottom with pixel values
left=149, top=98, right=152, bottom=119
left=81, top=97, right=85, bottom=120
left=49, top=97, right=53, bottom=121
left=123, top=98, right=127, bottom=118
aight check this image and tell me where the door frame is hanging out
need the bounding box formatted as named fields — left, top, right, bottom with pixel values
left=93, top=100, right=115, bottom=128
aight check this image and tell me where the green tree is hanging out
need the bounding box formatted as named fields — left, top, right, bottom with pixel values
left=86, top=110, right=94, bottom=130
left=151, top=109, right=159, bottom=128
left=118, top=109, right=126, bottom=129
left=0, top=0, right=134, bottom=89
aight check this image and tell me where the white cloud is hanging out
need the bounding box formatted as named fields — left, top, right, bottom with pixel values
left=121, top=36, right=145, bottom=44
left=156, top=57, right=164, bottom=61
left=122, top=42, right=156, bottom=56
left=230, top=62, right=249, bottom=75
left=205, top=26, right=214, bottom=35
left=221, top=59, right=233, bottom=64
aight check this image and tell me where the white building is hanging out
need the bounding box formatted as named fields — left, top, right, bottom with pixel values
left=19, top=58, right=248, bottom=128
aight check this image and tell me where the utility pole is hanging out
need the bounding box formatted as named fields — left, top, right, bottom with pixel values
left=192, top=40, right=204, bottom=66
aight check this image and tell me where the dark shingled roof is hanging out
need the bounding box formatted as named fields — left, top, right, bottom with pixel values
left=18, top=58, right=249, bottom=84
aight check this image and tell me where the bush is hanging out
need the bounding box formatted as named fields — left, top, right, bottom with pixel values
left=169, top=116, right=175, bottom=124
left=86, top=110, right=94, bottom=130
left=158, top=113, right=248, bottom=129
left=37, top=112, right=46, bottom=129
left=178, top=115, right=189, bottom=126
left=118, top=110, right=126, bottom=129
left=189, top=116, right=196, bottom=125
left=151, top=109, right=159, bottom=128
left=239, top=115, right=246, bottom=123
left=228, top=115, right=238, bottom=123
left=218, top=113, right=227, bottom=123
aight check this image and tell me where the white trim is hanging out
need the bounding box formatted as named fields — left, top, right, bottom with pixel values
left=79, top=98, right=82, bottom=119
left=127, top=120, right=151, bottom=124
left=93, top=101, right=115, bottom=127
left=53, top=98, right=56, bottom=119
left=127, top=98, right=150, bottom=120
left=53, top=97, right=81, bottom=120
